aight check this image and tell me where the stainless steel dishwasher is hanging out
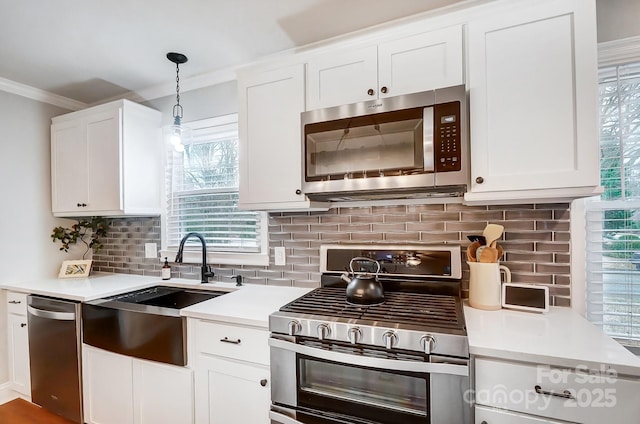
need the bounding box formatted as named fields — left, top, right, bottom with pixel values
left=27, top=295, right=83, bottom=424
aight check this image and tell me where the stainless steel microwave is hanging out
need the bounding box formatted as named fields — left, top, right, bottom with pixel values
left=301, top=85, right=468, bottom=201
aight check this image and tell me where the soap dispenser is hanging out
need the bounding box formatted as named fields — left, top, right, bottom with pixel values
left=162, top=257, right=171, bottom=280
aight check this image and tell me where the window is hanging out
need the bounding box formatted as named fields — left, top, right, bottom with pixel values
left=586, top=61, right=640, bottom=347
left=162, top=114, right=268, bottom=265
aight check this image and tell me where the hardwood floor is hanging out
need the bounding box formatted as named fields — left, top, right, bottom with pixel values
left=0, top=398, right=76, bottom=424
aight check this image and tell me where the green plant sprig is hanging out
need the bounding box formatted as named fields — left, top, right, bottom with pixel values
left=51, top=217, right=110, bottom=260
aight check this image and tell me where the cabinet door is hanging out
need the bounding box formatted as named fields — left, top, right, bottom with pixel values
left=85, top=108, right=122, bottom=212
left=378, top=25, right=463, bottom=99
left=475, top=405, right=568, bottom=423
left=133, top=359, right=194, bottom=424
left=51, top=119, right=87, bottom=213
left=7, top=313, right=30, bottom=396
left=195, top=355, right=270, bottom=424
left=83, top=346, right=134, bottom=424
left=238, top=64, right=311, bottom=209
left=306, top=45, right=378, bottom=110
left=466, top=0, right=599, bottom=196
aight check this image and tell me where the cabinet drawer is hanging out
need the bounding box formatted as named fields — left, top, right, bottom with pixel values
left=196, top=321, right=269, bottom=365
left=475, top=358, right=640, bottom=424
left=7, top=292, right=28, bottom=315
left=475, top=405, right=568, bottom=423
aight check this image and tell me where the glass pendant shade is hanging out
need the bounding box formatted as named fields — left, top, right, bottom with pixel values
left=164, top=115, right=191, bottom=152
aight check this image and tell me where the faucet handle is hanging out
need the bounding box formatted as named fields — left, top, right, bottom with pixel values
left=229, top=275, right=243, bottom=286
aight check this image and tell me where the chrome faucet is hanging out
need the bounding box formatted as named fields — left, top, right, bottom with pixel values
left=175, top=232, right=214, bottom=284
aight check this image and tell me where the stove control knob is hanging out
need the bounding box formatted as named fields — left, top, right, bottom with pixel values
left=420, top=334, right=437, bottom=354
left=288, top=320, right=302, bottom=336
left=382, top=331, right=398, bottom=350
left=317, top=323, right=331, bottom=341
left=348, top=327, right=362, bottom=345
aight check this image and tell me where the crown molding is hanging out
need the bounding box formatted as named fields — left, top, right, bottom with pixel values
left=0, top=77, right=87, bottom=111
left=598, top=35, right=640, bottom=67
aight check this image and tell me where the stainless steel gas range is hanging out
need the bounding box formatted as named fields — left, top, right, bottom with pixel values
left=268, top=244, right=472, bottom=424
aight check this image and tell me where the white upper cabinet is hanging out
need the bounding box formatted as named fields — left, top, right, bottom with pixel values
left=51, top=99, right=162, bottom=217
left=238, top=63, right=327, bottom=210
left=464, top=0, right=601, bottom=204
left=306, top=25, right=464, bottom=110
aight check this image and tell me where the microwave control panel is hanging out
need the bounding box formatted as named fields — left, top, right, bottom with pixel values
left=434, top=101, right=461, bottom=172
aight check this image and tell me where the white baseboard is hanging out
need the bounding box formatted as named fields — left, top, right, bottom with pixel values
left=0, top=382, right=29, bottom=405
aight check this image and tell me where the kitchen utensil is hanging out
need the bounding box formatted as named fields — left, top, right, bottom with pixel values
left=467, top=241, right=481, bottom=262
left=483, top=224, right=504, bottom=249
left=496, top=244, right=504, bottom=261
left=467, top=235, right=487, bottom=245
left=341, top=257, right=385, bottom=305
left=468, top=261, right=512, bottom=310
left=478, top=246, right=499, bottom=263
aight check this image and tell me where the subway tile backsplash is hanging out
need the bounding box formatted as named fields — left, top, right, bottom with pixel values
left=92, top=202, right=572, bottom=306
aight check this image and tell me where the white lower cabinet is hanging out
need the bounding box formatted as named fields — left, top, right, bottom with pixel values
left=6, top=291, right=30, bottom=397
left=83, top=345, right=194, bottom=424
left=474, top=357, right=640, bottom=424
left=192, top=319, right=271, bottom=424
left=475, top=405, right=566, bottom=423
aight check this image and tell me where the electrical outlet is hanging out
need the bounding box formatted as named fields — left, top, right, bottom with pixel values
left=274, top=247, right=286, bottom=266
left=144, top=243, right=158, bottom=259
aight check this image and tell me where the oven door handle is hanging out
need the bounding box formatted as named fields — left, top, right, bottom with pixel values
left=269, top=338, right=468, bottom=376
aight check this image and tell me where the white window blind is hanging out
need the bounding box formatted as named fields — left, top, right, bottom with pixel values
left=164, top=115, right=263, bottom=254
left=586, top=61, right=640, bottom=347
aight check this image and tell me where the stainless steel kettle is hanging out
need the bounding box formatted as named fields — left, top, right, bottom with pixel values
left=341, top=257, right=385, bottom=305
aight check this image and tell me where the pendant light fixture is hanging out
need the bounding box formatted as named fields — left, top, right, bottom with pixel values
left=165, top=52, right=190, bottom=152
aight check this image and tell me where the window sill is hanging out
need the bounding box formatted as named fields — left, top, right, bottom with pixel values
left=160, top=249, right=269, bottom=267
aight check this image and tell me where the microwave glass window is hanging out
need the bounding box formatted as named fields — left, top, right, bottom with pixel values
left=305, top=108, right=426, bottom=181
left=298, top=356, right=428, bottom=417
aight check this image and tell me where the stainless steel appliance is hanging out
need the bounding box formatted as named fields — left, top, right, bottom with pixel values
left=27, top=295, right=83, bottom=423
left=83, top=285, right=227, bottom=365
left=269, top=244, right=472, bottom=424
left=301, top=85, right=468, bottom=201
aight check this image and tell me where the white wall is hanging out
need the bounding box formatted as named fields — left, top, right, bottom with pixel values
left=0, top=90, right=72, bottom=384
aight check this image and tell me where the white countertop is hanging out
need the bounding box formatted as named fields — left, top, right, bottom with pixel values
left=464, top=304, right=640, bottom=377
left=0, top=273, right=240, bottom=302
left=181, top=285, right=312, bottom=328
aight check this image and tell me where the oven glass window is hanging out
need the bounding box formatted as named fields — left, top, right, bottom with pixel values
left=298, top=356, right=428, bottom=421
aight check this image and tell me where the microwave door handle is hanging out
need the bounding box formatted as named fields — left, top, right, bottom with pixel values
left=423, top=106, right=434, bottom=172
left=268, top=338, right=468, bottom=377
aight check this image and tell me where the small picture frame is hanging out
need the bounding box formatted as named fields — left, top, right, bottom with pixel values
left=58, top=260, right=93, bottom=279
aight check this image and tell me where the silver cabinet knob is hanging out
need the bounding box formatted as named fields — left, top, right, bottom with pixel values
left=382, top=330, right=397, bottom=350
left=317, top=323, right=331, bottom=341
left=420, top=334, right=437, bottom=354
left=287, top=320, right=301, bottom=336
left=348, top=327, right=362, bottom=345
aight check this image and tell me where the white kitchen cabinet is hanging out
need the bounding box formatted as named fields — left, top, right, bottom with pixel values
left=193, top=320, right=271, bottom=424
left=6, top=291, right=30, bottom=397
left=475, top=405, right=566, bottom=423
left=464, top=0, right=601, bottom=204
left=83, top=345, right=193, bottom=424
left=238, top=63, right=326, bottom=210
left=51, top=99, right=162, bottom=216
left=474, top=357, right=640, bottom=424
left=306, top=25, right=463, bottom=110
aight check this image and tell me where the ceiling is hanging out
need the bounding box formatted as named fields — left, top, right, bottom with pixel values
left=0, top=0, right=467, bottom=106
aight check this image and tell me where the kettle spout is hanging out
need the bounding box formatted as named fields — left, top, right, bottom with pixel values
left=340, top=272, right=351, bottom=283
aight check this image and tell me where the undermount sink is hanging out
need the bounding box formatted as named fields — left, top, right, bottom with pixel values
left=83, top=285, right=229, bottom=366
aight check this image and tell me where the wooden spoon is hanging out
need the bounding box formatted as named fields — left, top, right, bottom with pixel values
left=496, top=244, right=504, bottom=261
left=467, top=241, right=481, bottom=262
left=478, top=246, right=499, bottom=263
left=483, top=224, right=504, bottom=248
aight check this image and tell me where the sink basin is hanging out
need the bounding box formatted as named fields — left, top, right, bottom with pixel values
left=107, top=285, right=225, bottom=309
left=82, top=285, right=229, bottom=365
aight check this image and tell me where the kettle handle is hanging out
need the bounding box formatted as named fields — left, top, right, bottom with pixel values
left=349, top=257, right=381, bottom=276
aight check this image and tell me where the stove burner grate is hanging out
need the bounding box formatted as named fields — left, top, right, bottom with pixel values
left=280, top=287, right=463, bottom=330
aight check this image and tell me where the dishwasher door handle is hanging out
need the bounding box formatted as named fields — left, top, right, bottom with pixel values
left=27, top=305, right=76, bottom=321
